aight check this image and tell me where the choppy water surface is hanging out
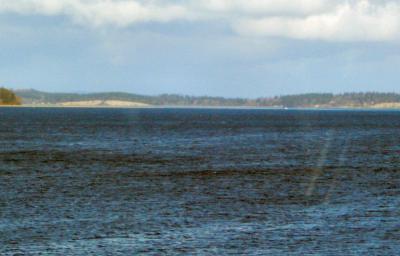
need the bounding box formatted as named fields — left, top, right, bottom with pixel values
left=1, top=108, right=400, bottom=255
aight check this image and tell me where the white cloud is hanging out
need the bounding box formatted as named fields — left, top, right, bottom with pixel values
left=234, top=1, right=400, bottom=42
left=0, top=0, right=189, bottom=26
left=1, top=0, right=400, bottom=41
left=197, top=0, right=331, bottom=16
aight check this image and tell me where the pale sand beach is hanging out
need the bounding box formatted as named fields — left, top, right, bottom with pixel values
left=59, top=100, right=150, bottom=107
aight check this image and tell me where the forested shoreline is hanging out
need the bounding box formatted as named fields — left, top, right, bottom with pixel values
left=0, top=88, right=21, bottom=105
left=13, top=89, right=400, bottom=108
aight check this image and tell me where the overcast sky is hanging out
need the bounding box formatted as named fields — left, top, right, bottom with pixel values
left=1, top=0, right=400, bottom=97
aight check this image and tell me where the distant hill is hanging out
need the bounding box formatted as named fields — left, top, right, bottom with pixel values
left=15, top=89, right=251, bottom=107
left=0, top=88, right=21, bottom=105
left=268, top=92, right=400, bottom=108
left=13, top=89, right=400, bottom=108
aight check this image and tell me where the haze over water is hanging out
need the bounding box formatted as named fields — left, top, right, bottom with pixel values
left=1, top=108, right=399, bottom=255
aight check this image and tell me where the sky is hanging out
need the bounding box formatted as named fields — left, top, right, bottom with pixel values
left=1, top=0, right=400, bottom=98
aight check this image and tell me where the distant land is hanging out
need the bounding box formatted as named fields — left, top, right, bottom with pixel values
left=0, top=88, right=21, bottom=105
left=8, top=89, right=400, bottom=109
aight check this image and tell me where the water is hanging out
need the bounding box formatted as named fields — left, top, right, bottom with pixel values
left=1, top=108, right=399, bottom=255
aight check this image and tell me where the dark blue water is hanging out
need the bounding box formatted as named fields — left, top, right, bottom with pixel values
left=1, top=108, right=399, bottom=255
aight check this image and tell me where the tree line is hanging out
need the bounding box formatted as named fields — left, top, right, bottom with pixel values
left=13, top=89, right=400, bottom=107
left=0, top=88, right=21, bottom=105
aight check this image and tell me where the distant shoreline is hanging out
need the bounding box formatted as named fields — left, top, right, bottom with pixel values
left=2, top=104, right=400, bottom=111
left=12, top=89, right=400, bottom=110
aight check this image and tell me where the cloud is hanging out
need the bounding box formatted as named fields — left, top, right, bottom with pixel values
left=0, top=0, right=189, bottom=26
left=196, top=0, right=331, bottom=16
left=1, top=0, right=400, bottom=41
left=234, top=1, right=400, bottom=42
